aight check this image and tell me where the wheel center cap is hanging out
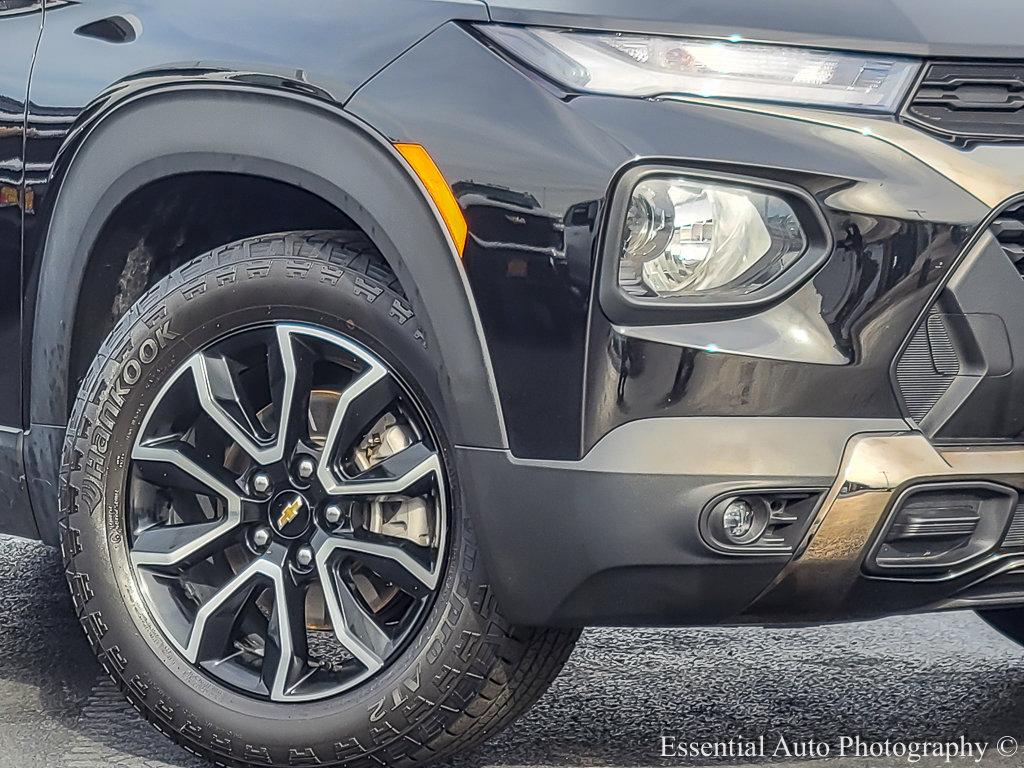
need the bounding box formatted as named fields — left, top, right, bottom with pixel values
left=269, top=490, right=312, bottom=539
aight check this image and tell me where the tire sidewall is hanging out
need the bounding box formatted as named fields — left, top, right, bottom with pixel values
left=63, top=242, right=483, bottom=765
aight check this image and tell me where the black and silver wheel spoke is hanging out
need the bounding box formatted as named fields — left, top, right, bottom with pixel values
left=330, top=372, right=400, bottom=459
left=269, top=327, right=319, bottom=455
left=186, top=555, right=269, bottom=665
left=190, top=325, right=310, bottom=465
left=315, top=361, right=393, bottom=491
left=130, top=442, right=245, bottom=569
left=261, top=551, right=312, bottom=700
left=331, top=442, right=441, bottom=497
left=313, top=549, right=391, bottom=673
left=314, top=527, right=442, bottom=596
left=128, top=322, right=448, bottom=702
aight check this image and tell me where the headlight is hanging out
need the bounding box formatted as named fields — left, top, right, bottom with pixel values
left=481, top=25, right=919, bottom=112
left=618, top=176, right=807, bottom=299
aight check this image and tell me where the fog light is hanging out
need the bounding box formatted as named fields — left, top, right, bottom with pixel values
left=722, top=499, right=755, bottom=540
left=709, top=495, right=769, bottom=546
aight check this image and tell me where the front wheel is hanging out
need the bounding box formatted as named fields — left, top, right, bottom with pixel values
left=977, top=607, right=1024, bottom=646
left=60, top=231, right=578, bottom=767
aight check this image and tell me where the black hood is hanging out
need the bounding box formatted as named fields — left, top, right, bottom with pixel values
left=480, top=0, right=1024, bottom=59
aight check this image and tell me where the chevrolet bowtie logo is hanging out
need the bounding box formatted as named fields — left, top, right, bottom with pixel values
left=278, top=496, right=304, bottom=528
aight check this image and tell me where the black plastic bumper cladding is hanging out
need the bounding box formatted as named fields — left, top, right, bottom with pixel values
left=450, top=415, right=904, bottom=627
left=456, top=446, right=808, bottom=626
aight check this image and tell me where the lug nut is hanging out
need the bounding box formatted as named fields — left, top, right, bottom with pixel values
left=324, top=504, right=343, bottom=525
left=252, top=472, right=272, bottom=495
left=296, top=545, right=314, bottom=568
left=252, top=527, right=272, bottom=548
left=296, top=457, right=316, bottom=480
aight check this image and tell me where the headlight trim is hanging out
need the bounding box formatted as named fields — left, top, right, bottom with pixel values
left=599, top=165, right=834, bottom=325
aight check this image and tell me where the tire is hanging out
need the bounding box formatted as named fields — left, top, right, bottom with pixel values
left=977, top=607, right=1024, bottom=645
left=60, top=230, right=579, bottom=767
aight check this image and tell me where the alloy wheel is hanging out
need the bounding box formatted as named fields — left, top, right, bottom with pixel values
left=126, top=323, right=448, bottom=702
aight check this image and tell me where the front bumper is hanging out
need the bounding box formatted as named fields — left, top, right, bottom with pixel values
left=460, top=424, right=1024, bottom=627
left=743, top=434, right=1024, bottom=624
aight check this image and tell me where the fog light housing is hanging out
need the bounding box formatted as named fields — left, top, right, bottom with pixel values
left=618, top=175, right=807, bottom=300
left=701, top=490, right=824, bottom=555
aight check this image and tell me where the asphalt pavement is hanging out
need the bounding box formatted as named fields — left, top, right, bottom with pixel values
left=3, top=534, right=1024, bottom=767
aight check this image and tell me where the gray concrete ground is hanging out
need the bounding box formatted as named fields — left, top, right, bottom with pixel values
left=2, top=535, right=1024, bottom=767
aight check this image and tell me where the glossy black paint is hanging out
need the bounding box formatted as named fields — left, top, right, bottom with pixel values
left=585, top=197, right=970, bottom=450
left=0, top=2, right=44, bottom=538
left=8, top=2, right=1005, bottom=466
left=0, top=3, right=42, bottom=430
left=351, top=24, right=633, bottom=457
left=21, top=0, right=489, bottom=426
left=1, top=0, right=1001, bottom=469
left=349, top=22, right=990, bottom=457
left=0, top=0, right=1022, bottom=628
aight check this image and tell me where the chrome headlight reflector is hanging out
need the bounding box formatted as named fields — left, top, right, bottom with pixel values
left=618, top=176, right=808, bottom=300
left=482, top=25, right=919, bottom=112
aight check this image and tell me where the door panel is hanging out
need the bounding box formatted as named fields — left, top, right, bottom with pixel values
left=0, top=0, right=42, bottom=536
left=0, top=0, right=41, bottom=428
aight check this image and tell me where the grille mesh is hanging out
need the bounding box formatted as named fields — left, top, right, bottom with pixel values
left=903, top=62, right=1024, bottom=143
left=992, top=201, right=1024, bottom=278
left=894, top=310, right=959, bottom=424
left=1003, top=502, right=1024, bottom=548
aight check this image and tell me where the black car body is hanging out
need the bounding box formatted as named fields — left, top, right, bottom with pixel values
left=3, top=0, right=1024, bottom=764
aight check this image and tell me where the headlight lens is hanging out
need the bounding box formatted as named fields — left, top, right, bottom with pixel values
left=481, top=25, right=919, bottom=112
left=618, top=177, right=807, bottom=299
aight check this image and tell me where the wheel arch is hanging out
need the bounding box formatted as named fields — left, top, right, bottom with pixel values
left=27, top=84, right=506, bottom=542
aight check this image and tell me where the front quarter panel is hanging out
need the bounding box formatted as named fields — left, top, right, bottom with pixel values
left=20, top=0, right=498, bottom=543
left=347, top=22, right=990, bottom=460
left=23, top=0, right=491, bottom=424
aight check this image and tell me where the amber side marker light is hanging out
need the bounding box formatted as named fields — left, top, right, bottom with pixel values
left=394, top=142, right=468, bottom=256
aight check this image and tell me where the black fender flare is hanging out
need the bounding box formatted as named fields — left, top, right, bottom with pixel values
left=27, top=83, right=507, bottom=540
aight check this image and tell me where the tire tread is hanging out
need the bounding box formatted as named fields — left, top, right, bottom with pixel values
left=59, top=230, right=579, bottom=768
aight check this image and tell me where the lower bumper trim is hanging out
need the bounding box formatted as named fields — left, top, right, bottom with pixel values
left=740, top=434, right=1024, bottom=623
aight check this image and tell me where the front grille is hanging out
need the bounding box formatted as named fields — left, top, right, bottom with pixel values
left=992, top=201, right=1024, bottom=277
left=903, top=62, right=1024, bottom=143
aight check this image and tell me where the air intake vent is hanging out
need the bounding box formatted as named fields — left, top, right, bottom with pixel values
left=903, top=62, right=1024, bottom=143
left=867, top=483, right=1017, bottom=575
left=894, top=309, right=960, bottom=423
left=992, top=201, right=1024, bottom=277
left=1003, top=501, right=1024, bottom=548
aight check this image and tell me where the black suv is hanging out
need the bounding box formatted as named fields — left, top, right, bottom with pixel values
left=2, top=0, right=1024, bottom=765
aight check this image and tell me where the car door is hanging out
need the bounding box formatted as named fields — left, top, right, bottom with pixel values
left=0, top=0, right=43, bottom=429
